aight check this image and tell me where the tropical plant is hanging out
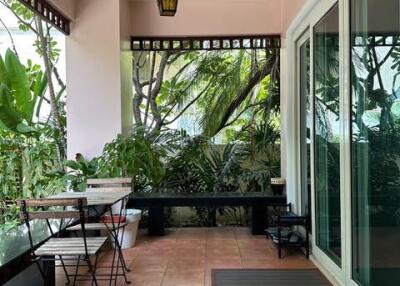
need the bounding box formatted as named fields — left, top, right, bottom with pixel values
left=63, top=156, right=102, bottom=192
left=1, top=0, right=67, bottom=158
left=197, top=142, right=248, bottom=192
left=0, top=49, right=65, bottom=231
left=132, top=48, right=280, bottom=138
left=99, top=127, right=180, bottom=191
left=0, top=49, right=47, bottom=134
left=0, top=136, right=65, bottom=231
left=241, top=158, right=281, bottom=193
left=162, top=134, right=208, bottom=192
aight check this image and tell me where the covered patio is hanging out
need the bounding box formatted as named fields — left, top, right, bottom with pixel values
left=1, top=0, right=400, bottom=285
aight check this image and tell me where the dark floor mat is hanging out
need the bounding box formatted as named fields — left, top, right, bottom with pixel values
left=212, top=269, right=331, bottom=286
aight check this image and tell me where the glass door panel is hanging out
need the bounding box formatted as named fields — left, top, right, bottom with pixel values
left=313, top=3, right=342, bottom=266
left=299, top=38, right=311, bottom=219
left=351, top=0, right=400, bottom=285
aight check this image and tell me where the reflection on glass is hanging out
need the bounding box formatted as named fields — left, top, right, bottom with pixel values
left=300, top=39, right=311, bottom=218
left=313, top=4, right=341, bottom=265
left=351, top=0, right=400, bottom=285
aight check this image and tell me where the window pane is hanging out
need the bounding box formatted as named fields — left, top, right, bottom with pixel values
left=351, top=0, right=400, bottom=285
left=314, top=3, right=341, bottom=265
left=300, top=39, right=311, bottom=218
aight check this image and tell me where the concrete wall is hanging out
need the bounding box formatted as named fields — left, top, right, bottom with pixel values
left=281, top=0, right=308, bottom=37
left=279, top=0, right=307, bottom=202
left=66, top=0, right=122, bottom=159
left=129, top=0, right=307, bottom=38
left=120, top=0, right=134, bottom=135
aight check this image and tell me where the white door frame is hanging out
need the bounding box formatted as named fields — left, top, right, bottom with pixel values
left=295, top=30, right=311, bottom=220
left=285, top=0, right=358, bottom=285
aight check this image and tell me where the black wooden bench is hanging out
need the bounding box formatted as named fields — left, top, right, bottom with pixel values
left=127, top=191, right=286, bottom=235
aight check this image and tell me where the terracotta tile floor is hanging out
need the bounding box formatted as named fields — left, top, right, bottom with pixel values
left=56, top=227, right=316, bottom=286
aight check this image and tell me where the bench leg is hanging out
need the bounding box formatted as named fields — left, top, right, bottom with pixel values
left=148, top=206, right=165, bottom=236
left=251, top=205, right=267, bottom=235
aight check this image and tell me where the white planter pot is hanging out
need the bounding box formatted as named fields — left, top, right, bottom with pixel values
left=102, top=209, right=142, bottom=249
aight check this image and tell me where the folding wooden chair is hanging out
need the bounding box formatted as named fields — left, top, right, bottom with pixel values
left=18, top=198, right=107, bottom=286
left=67, top=178, right=133, bottom=277
left=86, top=177, right=132, bottom=189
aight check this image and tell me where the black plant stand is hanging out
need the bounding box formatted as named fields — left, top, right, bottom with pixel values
left=266, top=210, right=310, bottom=259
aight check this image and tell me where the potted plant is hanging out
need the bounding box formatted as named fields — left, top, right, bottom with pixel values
left=270, top=177, right=286, bottom=195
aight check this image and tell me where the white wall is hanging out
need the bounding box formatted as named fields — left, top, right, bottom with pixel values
left=66, top=0, right=122, bottom=159
left=120, top=0, right=134, bottom=135
left=129, top=0, right=306, bottom=38
left=280, top=0, right=308, bottom=194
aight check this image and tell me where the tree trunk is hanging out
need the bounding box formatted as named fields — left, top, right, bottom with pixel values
left=143, top=52, right=157, bottom=126
left=213, top=50, right=279, bottom=136
left=35, top=17, right=66, bottom=162
left=132, top=51, right=172, bottom=134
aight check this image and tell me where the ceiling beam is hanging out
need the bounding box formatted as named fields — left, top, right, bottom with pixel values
left=17, top=0, right=70, bottom=35
left=131, top=35, right=281, bottom=51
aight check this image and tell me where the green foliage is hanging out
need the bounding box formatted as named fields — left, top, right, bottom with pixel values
left=8, top=0, right=34, bottom=32
left=197, top=142, right=248, bottom=192
left=241, top=152, right=281, bottom=192
left=63, top=157, right=101, bottom=192
left=98, top=127, right=184, bottom=191
left=162, top=135, right=208, bottom=192
left=0, top=49, right=47, bottom=133
left=133, top=48, right=280, bottom=139
left=0, top=135, right=64, bottom=230
left=162, top=49, right=279, bottom=137
left=0, top=50, right=63, bottom=231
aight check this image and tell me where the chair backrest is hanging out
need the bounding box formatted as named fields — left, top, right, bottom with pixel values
left=18, top=198, right=88, bottom=220
left=18, top=198, right=89, bottom=257
left=86, top=178, right=132, bottom=188
left=86, top=187, right=131, bottom=193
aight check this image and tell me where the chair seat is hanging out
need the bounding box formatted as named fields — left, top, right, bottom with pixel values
left=67, top=222, right=128, bottom=231
left=35, top=237, right=107, bottom=256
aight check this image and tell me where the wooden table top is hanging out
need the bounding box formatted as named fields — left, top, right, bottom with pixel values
left=50, top=190, right=131, bottom=206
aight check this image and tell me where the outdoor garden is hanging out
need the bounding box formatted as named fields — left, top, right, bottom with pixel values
left=0, top=1, right=282, bottom=232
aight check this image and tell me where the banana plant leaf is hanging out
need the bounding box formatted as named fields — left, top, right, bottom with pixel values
left=0, top=49, right=35, bottom=123
left=0, top=84, right=22, bottom=131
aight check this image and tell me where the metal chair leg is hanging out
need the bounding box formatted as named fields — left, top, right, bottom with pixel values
left=40, top=256, right=56, bottom=286
left=42, top=258, right=51, bottom=286
left=114, top=249, right=120, bottom=286
left=59, top=255, right=71, bottom=285
left=118, top=226, right=130, bottom=272
left=85, top=255, right=98, bottom=286
left=109, top=244, right=117, bottom=286
left=35, top=259, right=46, bottom=282
left=115, top=243, right=131, bottom=285
left=72, top=256, right=80, bottom=286
left=91, top=254, right=98, bottom=286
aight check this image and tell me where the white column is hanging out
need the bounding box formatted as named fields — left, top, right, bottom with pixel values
left=66, top=0, right=122, bottom=160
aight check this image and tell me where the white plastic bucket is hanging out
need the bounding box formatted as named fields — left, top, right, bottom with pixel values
left=109, top=209, right=142, bottom=249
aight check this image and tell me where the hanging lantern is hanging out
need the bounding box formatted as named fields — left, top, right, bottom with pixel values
left=157, top=0, right=178, bottom=16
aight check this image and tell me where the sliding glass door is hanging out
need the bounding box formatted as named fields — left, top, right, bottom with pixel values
left=351, top=0, right=400, bottom=285
left=313, top=3, right=342, bottom=266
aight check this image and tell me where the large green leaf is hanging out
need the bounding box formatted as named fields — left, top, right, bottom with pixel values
left=0, top=54, right=10, bottom=86
left=16, top=122, right=36, bottom=133
left=0, top=84, right=22, bottom=131
left=34, top=70, right=48, bottom=117
left=4, top=49, right=34, bottom=122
